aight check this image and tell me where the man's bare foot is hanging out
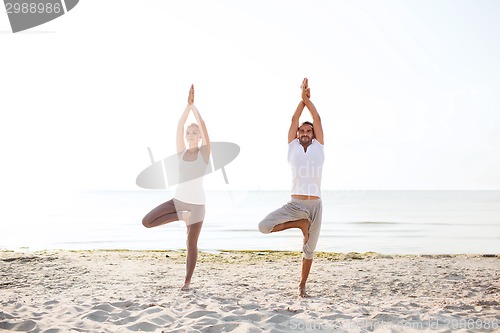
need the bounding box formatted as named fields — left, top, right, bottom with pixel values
left=298, top=220, right=310, bottom=244
left=298, top=285, right=309, bottom=298
left=181, top=282, right=190, bottom=291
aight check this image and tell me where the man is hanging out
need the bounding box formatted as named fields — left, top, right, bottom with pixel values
left=259, top=77, right=324, bottom=297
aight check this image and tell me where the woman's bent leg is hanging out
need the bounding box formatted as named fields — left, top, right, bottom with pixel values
left=142, top=199, right=179, bottom=228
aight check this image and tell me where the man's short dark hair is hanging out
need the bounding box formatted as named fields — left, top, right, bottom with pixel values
left=299, top=121, right=315, bottom=137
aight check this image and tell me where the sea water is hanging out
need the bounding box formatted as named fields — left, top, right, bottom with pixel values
left=1, top=190, right=499, bottom=254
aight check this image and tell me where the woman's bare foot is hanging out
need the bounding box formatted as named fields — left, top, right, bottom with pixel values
left=181, top=211, right=191, bottom=224
left=181, top=282, right=190, bottom=291
left=298, top=285, right=309, bottom=298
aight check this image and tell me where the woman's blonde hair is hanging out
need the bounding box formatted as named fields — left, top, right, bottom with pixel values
left=186, top=123, right=200, bottom=131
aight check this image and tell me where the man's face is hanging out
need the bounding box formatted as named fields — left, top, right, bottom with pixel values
left=297, top=124, right=314, bottom=145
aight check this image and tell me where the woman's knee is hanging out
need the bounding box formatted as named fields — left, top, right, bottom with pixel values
left=142, top=216, right=152, bottom=228
left=186, top=236, right=199, bottom=249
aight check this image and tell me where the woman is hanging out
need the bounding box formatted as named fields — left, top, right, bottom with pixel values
left=142, top=84, right=210, bottom=291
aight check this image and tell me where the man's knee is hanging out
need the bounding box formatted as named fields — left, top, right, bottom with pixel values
left=302, top=243, right=315, bottom=259
left=258, top=220, right=273, bottom=234
left=302, top=250, right=315, bottom=260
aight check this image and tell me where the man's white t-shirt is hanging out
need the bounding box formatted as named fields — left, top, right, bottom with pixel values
left=288, top=139, right=324, bottom=197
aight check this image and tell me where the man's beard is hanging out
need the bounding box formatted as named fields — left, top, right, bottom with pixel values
left=299, top=136, right=311, bottom=144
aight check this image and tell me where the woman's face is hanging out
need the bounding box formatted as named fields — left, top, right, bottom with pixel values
left=185, top=125, right=201, bottom=145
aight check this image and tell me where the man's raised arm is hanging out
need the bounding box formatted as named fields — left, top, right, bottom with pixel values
left=302, top=78, right=323, bottom=145
left=288, top=101, right=305, bottom=144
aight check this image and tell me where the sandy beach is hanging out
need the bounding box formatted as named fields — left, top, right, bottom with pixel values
left=1, top=250, right=498, bottom=332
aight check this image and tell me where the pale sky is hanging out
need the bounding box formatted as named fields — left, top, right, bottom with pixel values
left=1, top=0, right=500, bottom=193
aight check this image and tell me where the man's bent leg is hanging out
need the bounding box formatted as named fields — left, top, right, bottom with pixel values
left=270, top=219, right=310, bottom=244
left=258, top=201, right=309, bottom=234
